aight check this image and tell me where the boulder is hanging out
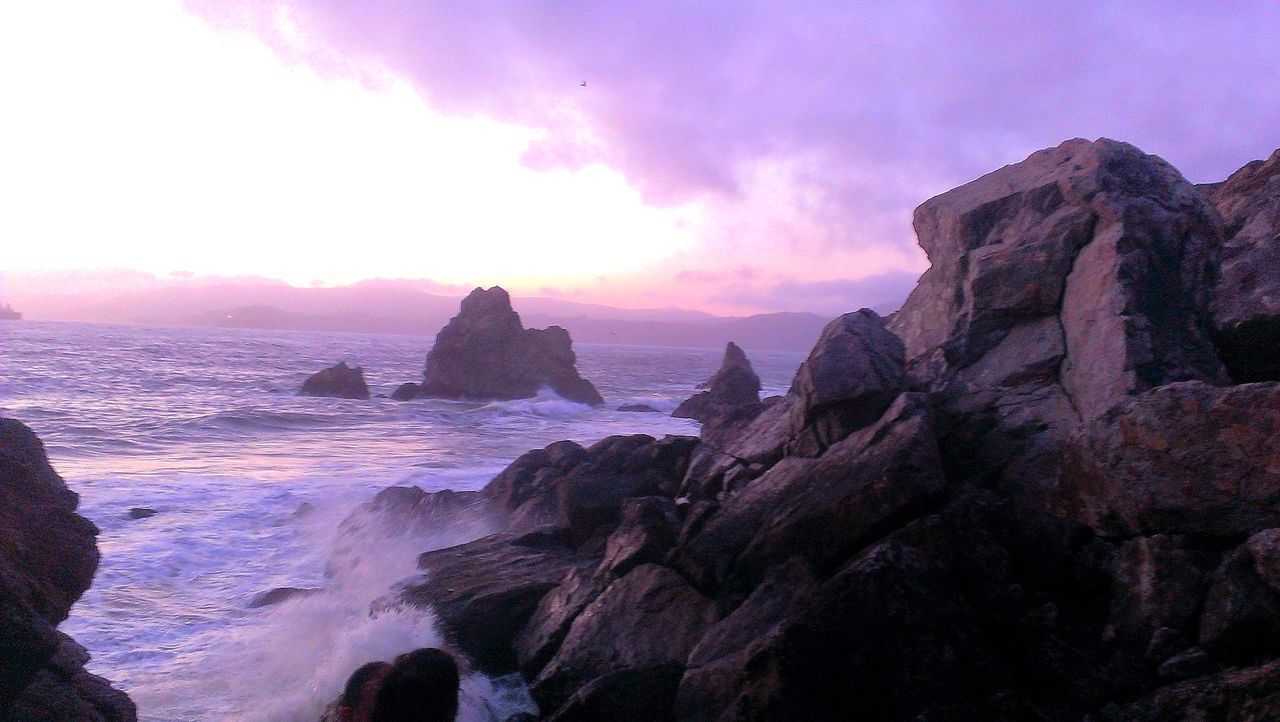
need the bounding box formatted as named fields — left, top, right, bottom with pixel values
left=1107, top=535, right=1210, bottom=655
left=1199, top=539, right=1280, bottom=661
left=514, top=566, right=607, bottom=678
left=1053, top=381, right=1280, bottom=539
left=890, top=137, right=1225, bottom=428
left=390, top=382, right=419, bottom=401
left=416, top=287, right=603, bottom=405
left=248, top=586, right=321, bottom=609
left=124, top=507, right=156, bottom=520
left=595, top=497, right=680, bottom=579
left=617, top=404, right=661, bottom=413
left=545, top=664, right=684, bottom=722
left=672, top=342, right=762, bottom=424
left=401, top=530, right=593, bottom=673
left=531, top=564, right=718, bottom=713
left=297, top=361, right=370, bottom=399
left=0, top=418, right=134, bottom=719
left=1203, top=149, right=1280, bottom=383
left=1097, top=659, right=1280, bottom=721
left=679, top=393, right=947, bottom=592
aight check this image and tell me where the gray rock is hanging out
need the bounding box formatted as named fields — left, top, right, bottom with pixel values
left=417, top=287, right=603, bottom=405
left=124, top=507, right=157, bottom=520
left=1108, top=535, right=1210, bottom=652
left=1199, top=543, right=1280, bottom=660
left=390, top=382, right=420, bottom=401
left=297, top=361, right=370, bottom=399
left=672, top=342, right=761, bottom=424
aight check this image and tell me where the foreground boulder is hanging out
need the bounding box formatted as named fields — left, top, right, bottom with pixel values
left=297, top=361, right=370, bottom=399
left=1202, top=148, right=1280, bottom=383
left=672, top=342, right=761, bottom=424
left=411, top=287, right=603, bottom=405
left=0, top=418, right=135, bottom=721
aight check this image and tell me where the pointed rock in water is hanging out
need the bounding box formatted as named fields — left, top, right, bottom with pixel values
left=1202, top=148, right=1280, bottom=383
left=297, top=361, right=370, bottom=399
left=673, top=342, right=762, bottom=424
left=416, top=287, right=603, bottom=405
left=0, top=417, right=135, bottom=719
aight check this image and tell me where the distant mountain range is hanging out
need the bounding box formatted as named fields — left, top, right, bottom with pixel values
left=14, top=280, right=836, bottom=352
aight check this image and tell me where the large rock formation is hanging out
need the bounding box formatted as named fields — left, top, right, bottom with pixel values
left=339, top=139, right=1280, bottom=720
left=410, top=287, right=603, bottom=405
left=1201, top=148, right=1280, bottom=383
left=0, top=418, right=135, bottom=721
left=297, top=361, right=370, bottom=399
left=672, top=342, right=761, bottom=424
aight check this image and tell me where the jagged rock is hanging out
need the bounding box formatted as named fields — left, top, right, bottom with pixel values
left=1053, top=381, right=1280, bottom=539
left=416, top=287, right=603, bottom=405
left=297, top=361, right=370, bottom=399
left=402, top=530, right=593, bottom=673
left=390, top=382, right=419, bottom=401
left=0, top=418, right=134, bottom=720
left=678, top=393, right=946, bottom=593
left=891, top=137, right=1226, bottom=429
left=1107, top=535, right=1210, bottom=655
left=531, top=564, right=718, bottom=713
left=672, top=342, right=761, bottom=424
left=514, top=566, right=607, bottom=679
left=595, top=497, right=680, bottom=579
left=1247, top=528, right=1280, bottom=594
left=1203, top=149, right=1280, bottom=383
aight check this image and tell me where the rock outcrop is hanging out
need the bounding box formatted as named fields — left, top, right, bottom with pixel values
left=297, top=361, right=370, bottom=399
left=339, top=139, right=1280, bottom=720
left=672, top=342, right=761, bottom=424
left=0, top=418, right=135, bottom=721
left=410, top=287, right=603, bottom=405
left=1202, top=148, right=1280, bottom=383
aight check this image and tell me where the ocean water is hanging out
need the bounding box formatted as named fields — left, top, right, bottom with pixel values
left=0, top=321, right=806, bottom=722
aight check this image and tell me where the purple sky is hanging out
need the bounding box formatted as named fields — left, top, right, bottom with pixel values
left=173, top=3, right=1280, bottom=312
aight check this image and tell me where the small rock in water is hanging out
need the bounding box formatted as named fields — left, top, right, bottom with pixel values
left=125, top=507, right=157, bottom=520
left=248, top=586, right=321, bottom=609
left=391, top=382, right=420, bottom=401
left=292, top=502, right=317, bottom=519
left=617, top=404, right=660, bottom=413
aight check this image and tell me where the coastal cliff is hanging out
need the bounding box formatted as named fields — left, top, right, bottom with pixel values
left=354, top=138, right=1280, bottom=720
left=0, top=419, right=135, bottom=721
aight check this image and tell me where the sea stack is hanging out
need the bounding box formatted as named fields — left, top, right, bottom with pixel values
left=414, top=287, right=604, bottom=405
left=672, top=342, right=761, bottom=423
left=0, top=418, right=135, bottom=719
left=297, top=361, right=370, bottom=400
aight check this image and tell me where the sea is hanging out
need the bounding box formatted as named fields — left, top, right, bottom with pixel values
left=0, top=320, right=806, bottom=722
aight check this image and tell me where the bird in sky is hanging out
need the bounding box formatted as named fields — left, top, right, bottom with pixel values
left=580, top=81, right=587, bottom=87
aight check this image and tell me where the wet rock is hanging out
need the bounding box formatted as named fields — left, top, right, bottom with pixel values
left=595, top=497, right=680, bottom=579
left=248, top=586, right=321, bottom=609
left=531, top=564, right=718, bottom=712
left=124, top=507, right=156, bottom=520
left=891, top=138, right=1225, bottom=425
left=297, top=361, right=370, bottom=399
left=417, top=287, right=603, bottom=405
left=514, top=566, right=607, bottom=679
left=672, top=342, right=761, bottom=424
left=1054, top=381, right=1280, bottom=539
left=1204, top=148, right=1280, bottom=383
left=545, top=664, right=683, bottom=722
left=0, top=418, right=134, bottom=719
left=390, top=382, right=419, bottom=401
left=402, top=531, right=593, bottom=673
left=617, top=404, right=660, bottom=413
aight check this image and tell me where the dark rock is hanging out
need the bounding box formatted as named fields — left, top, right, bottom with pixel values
left=514, top=566, right=607, bottom=679
left=297, top=361, right=370, bottom=399
left=417, top=287, right=603, bottom=405
left=1155, top=647, right=1211, bottom=683
left=1097, top=659, right=1280, bottom=721
left=680, top=393, right=946, bottom=592
left=596, top=497, right=680, bottom=579
left=1108, top=535, right=1210, bottom=654
left=402, top=531, right=592, bottom=673
left=531, top=564, right=717, bottom=712
left=617, top=404, right=660, bottom=413
left=390, top=382, right=420, bottom=401
left=1199, top=540, right=1280, bottom=660
left=0, top=418, right=134, bottom=719
left=1204, top=149, right=1280, bottom=383
left=1246, top=528, right=1280, bottom=594
left=545, top=663, right=683, bottom=722
left=248, top=586, right=321, bottom=609
left=1054, top=381, right=1280, bottom=539
left=124, top=507, right=156, bottom=520
left=891, top=138, right=1225, bottom=425
left=672, top=342, right=762, bottom=424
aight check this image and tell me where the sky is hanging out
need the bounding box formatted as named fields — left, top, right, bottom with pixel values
left=2, top=1, right=1278, bottom=315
